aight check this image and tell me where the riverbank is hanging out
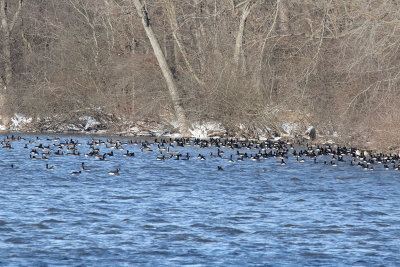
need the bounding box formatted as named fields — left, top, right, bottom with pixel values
left=0, top=112, right=390, bottom=155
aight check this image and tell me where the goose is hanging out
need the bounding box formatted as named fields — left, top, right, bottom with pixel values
left=123, top=150, right=135, bottom=157
left=81, top=162, right=90, bottom=172
left=383, top=164, right=389, bottom=170
left=156, top=155, right=166, bottom=161
left=55, top=150, right=64, bottom=156
left=296, top=156, right=305, bottom=163
left=109, top=168, right=120, bottom=175
left=46, top=164, right=54, bottom=170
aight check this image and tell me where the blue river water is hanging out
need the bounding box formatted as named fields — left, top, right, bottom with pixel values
left=0, top=134, right=399, bottom=266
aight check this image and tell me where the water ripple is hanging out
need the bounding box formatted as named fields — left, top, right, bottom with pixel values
left=0, top=134, right=400, bottom=266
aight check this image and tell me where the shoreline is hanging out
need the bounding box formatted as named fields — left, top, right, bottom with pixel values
left=0, top=113, right=391, bottom=155
left=0, top=129, right=381, bottom=156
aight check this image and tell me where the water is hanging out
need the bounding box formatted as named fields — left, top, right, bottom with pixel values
left=0, top=135, right=400, bottom=266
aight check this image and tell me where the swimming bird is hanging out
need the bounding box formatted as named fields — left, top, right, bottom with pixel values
left=81, top=162, right=90, bottom=172
left=383, top=164, right=389, bottom=170
left=71, top=170, right=81, bottom=175
left=296, top=156, right=305, bottom=162
left=46, top=164, right=54, bottom=170
left=218, top=166, right=224, bottom=171
left=123, top=150, right=135, bottom=157
left=156, top=155, right=166, bottom=161
left=181, top=153, right=190, bottom=160
left=109, top=168, right=120, bottom=175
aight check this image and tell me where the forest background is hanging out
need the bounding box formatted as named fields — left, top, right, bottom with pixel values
left=1, top=0, right=399, bottom=151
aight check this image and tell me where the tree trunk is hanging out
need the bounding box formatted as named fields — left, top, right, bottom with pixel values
left=257, top=0, right=280, bottom=99
left=164, top=0, right=204, bottom=86
left=277, top=0, right=289, bottom=34
left=0, top=0, right=14, bottom=88
left=132, top=0, right=190, bottom=136
left=233, top=0, right=254, bottom=70
left=0, top=0, right=22, bottom=119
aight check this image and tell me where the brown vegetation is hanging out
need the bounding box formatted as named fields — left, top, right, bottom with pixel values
left=1, top=0, right=400, bottom=150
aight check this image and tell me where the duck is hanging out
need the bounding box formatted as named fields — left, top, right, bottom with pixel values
left=280, top=159, right=286, bottom=165
left=71, top=170, right=81, bottom=175
left=109, top=168, right=120, bottom=175
left=218, top=166, right=224, bottom=171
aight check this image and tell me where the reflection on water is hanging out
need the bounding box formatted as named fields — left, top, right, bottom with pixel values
left=0, top=134, right=400, bottom=266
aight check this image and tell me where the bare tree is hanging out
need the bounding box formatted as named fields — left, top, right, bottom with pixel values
left=0, top=0, right=23, bottom=93
left=132, top=0, right=190, bottom=136
left=233, top=0, right=256, bottom=70
left=163, top=0, right=204, bottom=86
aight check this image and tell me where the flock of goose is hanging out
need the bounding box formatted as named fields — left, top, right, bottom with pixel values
left=1, top=135, right=399, bottom=175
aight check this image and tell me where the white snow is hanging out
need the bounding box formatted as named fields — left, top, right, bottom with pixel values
left=80, top=116, right=100, bottom=130
left=10, top=113, right=32, bottom=130
left=169, top=120, right=180, bottom=129
left=281, top=122, right=298, bottom=137
left=190, top=121, right=225, bottom=138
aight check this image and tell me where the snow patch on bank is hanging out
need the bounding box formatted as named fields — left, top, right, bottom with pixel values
left=190, top=122, right=226, bottom=138
left=10, top=114, right=32, bottom=131
left=281, top=122, right=298, bottom=137
left=80, top=116, right=100, bottom=131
